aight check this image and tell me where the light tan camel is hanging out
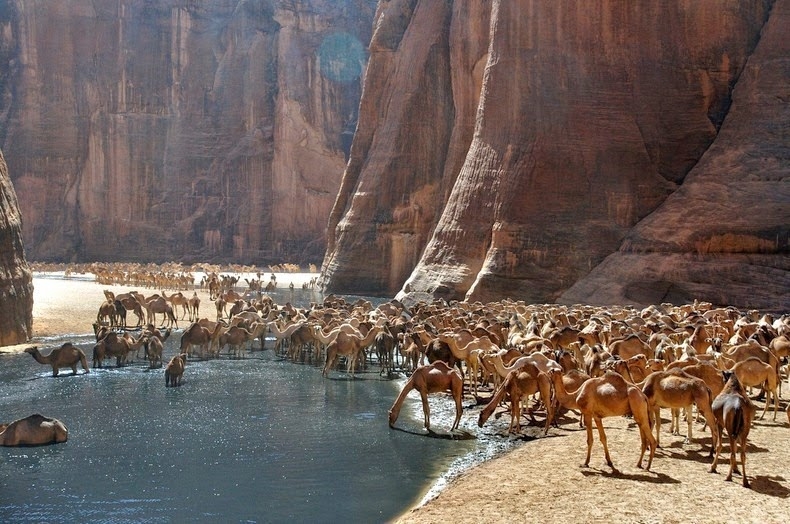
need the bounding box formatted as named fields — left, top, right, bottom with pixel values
left=179, top=322, right=224, bottom=359
left=322, top=326, right=380, bottom=377
left=0, top=414, right=68, bottom=446
left=165, top=353, right=187, bottom=387
left=732, top=357, right=780, bottom=420
left=641, top=369, right=717, bottom=451
left=709, top=373, right=755, bottom=487
left=25, top=344, right=89, bottom=377
left=576, top=370, right=656, bottom=472
left=477, top=366, right=554, bottom=435
left=268, top=319, right=308, bottom=354
left=388, top=361, right=464, bottom=432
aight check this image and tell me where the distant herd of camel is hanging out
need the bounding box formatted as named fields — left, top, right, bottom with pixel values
left=9, top=265, right=790, bottom=487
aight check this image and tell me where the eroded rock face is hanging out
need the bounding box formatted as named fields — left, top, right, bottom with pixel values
left=0, top=0, right=376, bottom=264
left=322, top=0, right=789, bottom=311
left=0, top=149, right=33, bottom=346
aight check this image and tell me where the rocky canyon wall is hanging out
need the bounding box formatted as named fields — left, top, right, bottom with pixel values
left=0, top=0, right=376, bottom=264
left=0, top=149, right=32, bottom=346
left=321, top=0, right=789, bottom=312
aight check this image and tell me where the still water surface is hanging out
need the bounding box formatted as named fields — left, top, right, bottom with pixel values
left=1, top=283, right=517, bottom=522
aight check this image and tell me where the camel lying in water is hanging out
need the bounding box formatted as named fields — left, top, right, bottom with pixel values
left=0, top=414, right=68, bottom=446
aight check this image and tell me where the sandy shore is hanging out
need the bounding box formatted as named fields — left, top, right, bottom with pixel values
left=5, top=274, right=790, bottom=523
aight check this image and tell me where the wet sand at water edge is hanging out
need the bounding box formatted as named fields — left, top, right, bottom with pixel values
left=4, top=274, right=790, bottom=523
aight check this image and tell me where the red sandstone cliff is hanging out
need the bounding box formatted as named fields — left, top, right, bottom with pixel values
left=0, top=149, right=33, bottom=345
left=0, top=0, right=376, bottom=264
left=321, top=0, right=789, bottom=311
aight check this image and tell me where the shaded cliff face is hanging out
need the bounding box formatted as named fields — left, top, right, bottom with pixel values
left=0, top=0, right=376, bottom=264
left=0, top=149, right=32, bottom=346
left=322, top=0, right=789, bottom=311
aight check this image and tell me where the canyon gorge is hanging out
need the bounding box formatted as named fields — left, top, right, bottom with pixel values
left=1, top=0, right=789, bottom=345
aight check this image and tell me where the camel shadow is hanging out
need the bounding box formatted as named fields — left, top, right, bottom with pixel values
left=389, top=425, right=477, bottom=440
left=657, top=443, right=714, bottom=465
left=749, top=475, right=790, bottom=498
left=581, top=467, right=680, bottom=484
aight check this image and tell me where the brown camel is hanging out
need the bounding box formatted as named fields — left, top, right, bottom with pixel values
left=547, top=368, right=589, bottom=427
left=388, top=361, right=464, bottom=432
left=162, top=291, right=190, bottom=320
left=25, top=344, right=89, bottom=377
left=180, top=321, right=224, bottom=359
left=732, top=357, right=780, bottom=420
left=110, top=291, right=146, bottom=327
left=92, top=332, right=146, bottom=368
left=322, top=325, right=380, bottom=377
left=139, top=294, right=178, bottom=328
left=709, top=373, right=755, bottom=487
left=188, top=292, right=201, bottom=322
left=477, top=365, right=554, bottom=435
left=165, top=353, right=188, bottom=387
left=145, top=328, right=171, bottom=368
left=0, top=414, right=68, bottom=446
left=219, top=325, right=254, bottom=359
left=576, top=370, right=656, bottom=472
left=641, top=369, right=717, bottom=451
left=96, top=299, right=117, bottom=327
left=608, top=334, right=653, bottom=360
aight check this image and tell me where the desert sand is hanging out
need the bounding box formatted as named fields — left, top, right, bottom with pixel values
left=4, top=273, right=789, bottom=523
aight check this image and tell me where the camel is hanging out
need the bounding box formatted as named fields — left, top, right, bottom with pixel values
left=0, top=414, right=68, bottom=446
left=269, top=319, right=309, bottom=355
left=576, top=370, right=656, bottom=472
left=608, top=333, right=653, bottom=360
left=165, top=353, right=188, bottom=387
left=547, top=368, right=589, bottom=427
left=162, top=290, right=190, bottom=320
left=93, top=332, right=146, bottom=368
left=111, top=291, right=146, bottom=327
left=24, top=344, right=89, bottom=377
left=388, top=361, right=464, bottom=432
left=219, top=325, right=254, bottom=359
left=322, top=325, right=380, bottom=377
left=641, top=369, right=717, bottom=451
left=145, top=328, right=171, bottom=368
left=732, top=357, right=780, bottom=420
left=144, top=295, right=178, bottom=328
left=709, top=373, right=756, bottom=487
left=96, top=299, right=117, bottom=327
left=179, top=321, right=224, bottom=359
left=188, top=292, right=201, bottom=322
left=375, top=324, right=397, bottom=376
left=478, top=366, right=554, bottom=435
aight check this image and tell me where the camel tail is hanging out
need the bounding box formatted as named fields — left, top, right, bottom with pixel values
left=80, top=351, right=90, bottom=372
left=729, top=406, right=747, bottom=440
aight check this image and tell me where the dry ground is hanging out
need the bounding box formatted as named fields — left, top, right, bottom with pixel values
left=395, top=396, right=790, bottom=524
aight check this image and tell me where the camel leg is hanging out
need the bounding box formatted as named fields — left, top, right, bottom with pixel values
left=739, top=437, right=750, bottom=488
left=685, top=403, right=693, bottom=444
left=653, top=407, right=662, bottom=448
left=595, top=416, right=617, bottom=471
left=583, top=413, right=594, bottom=467
left=420, top=389, right=431, bottom=431
left=726, top=433, right=736, bottom=482
left=452, top=379, right=463, bottom=431
left=709, top=426, right=724, bottom=474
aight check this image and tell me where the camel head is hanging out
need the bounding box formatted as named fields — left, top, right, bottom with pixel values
left=24, top=346, right=38, bottom=355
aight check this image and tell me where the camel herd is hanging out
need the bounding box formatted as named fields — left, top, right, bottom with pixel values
left=19, top=278, right=790, bottom=485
